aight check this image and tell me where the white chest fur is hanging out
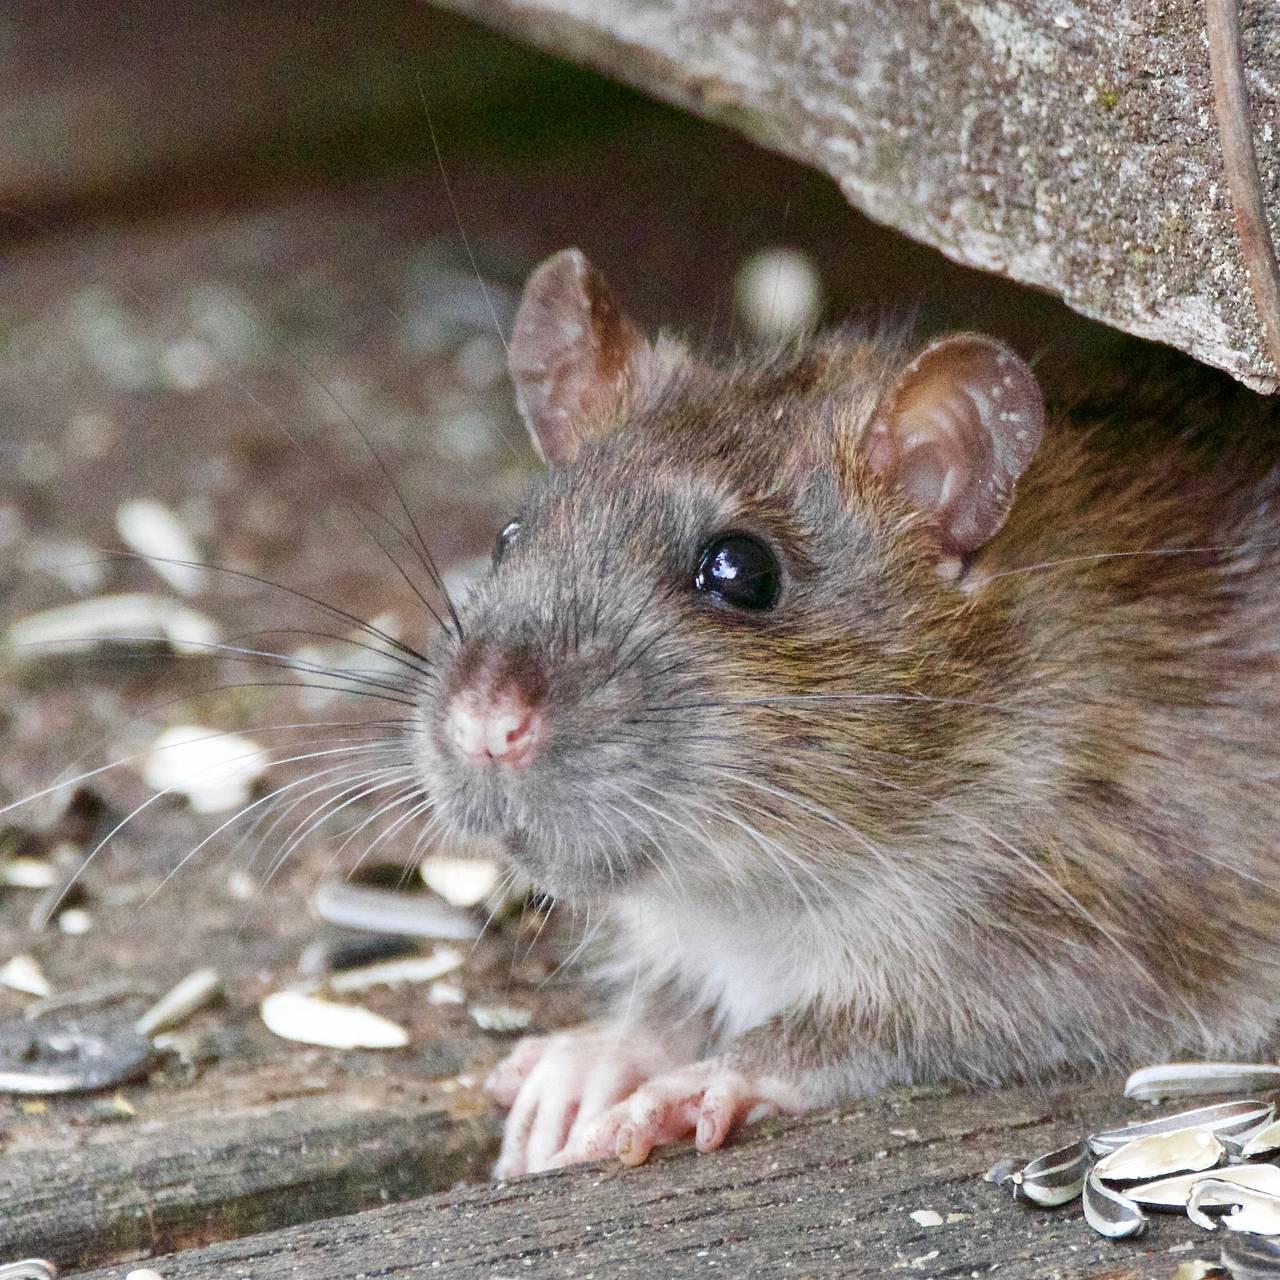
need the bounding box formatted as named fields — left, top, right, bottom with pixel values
left=607, top=891, right=859, bottom=1041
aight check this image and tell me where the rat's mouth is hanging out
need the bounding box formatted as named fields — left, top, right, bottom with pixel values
left=497, top=821, right=650, bottom=901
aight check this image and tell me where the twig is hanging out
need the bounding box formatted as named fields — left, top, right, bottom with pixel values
left=1206, top=0, right=1280, bottom=380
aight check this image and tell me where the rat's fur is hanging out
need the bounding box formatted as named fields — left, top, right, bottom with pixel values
left=417, top=252, right=1280, bottom=1153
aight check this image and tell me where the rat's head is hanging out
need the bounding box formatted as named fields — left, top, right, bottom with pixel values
left=416, top=250, right=1045, bottom=900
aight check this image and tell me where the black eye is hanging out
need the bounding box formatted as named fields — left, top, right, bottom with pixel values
left=693, top=532, right=782, bottom=611
left=493, top=518, right=520, bottom=567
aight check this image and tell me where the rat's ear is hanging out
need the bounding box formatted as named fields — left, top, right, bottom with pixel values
left=861, top=334, right=1044, bottom=555
left=508, top=248, right=652, bottom=465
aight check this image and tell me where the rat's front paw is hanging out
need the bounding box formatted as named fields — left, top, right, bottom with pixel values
left=486, top=1026, right=683, bottom=1178
left=551, top=1057, right=806, bottom=1169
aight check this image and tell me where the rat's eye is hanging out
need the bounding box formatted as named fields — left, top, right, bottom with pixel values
left=493, top=519, right=521, bottom=567
left=693, top=532, right=781, bottom=611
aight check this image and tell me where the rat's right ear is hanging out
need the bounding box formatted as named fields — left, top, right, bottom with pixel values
left=508, top=249, right=652, bottom=465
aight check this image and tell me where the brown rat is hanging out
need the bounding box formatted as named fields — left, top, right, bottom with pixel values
left=416, top=247, right=1280, bottom=1177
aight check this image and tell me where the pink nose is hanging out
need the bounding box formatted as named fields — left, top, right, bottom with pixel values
left=445, top=688, right=544, bottom=767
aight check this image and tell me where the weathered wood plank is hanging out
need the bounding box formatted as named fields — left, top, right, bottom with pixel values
left=1, top=1080, right=499, bottom=1271
left=66, top=1080, right=1224, bottom=1280
left=426, top=0, right=1280, bottom=394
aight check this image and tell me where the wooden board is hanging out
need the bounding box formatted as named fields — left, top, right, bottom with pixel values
left=63, top=1078, right=1228, bottom=1280
left=1, top=1077, right=499, bottom=1269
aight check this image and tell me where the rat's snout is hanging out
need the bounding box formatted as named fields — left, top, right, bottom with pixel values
left=444, top=680, right=546, bottom=769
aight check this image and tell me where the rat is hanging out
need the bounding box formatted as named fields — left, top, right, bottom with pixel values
left=414, top=247, right=1280, bottom=1178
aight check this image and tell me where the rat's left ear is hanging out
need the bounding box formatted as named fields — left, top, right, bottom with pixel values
left=508, top=248, right=653, bottom=466
left=860, top=334, right=1044, bottom=555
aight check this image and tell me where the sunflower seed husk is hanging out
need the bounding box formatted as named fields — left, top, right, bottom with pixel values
left=1082, top=1168, right=1148, bottom=1238
left=419, top=854, right=502, bottom=908
left=0, top=858, right=57, bottom=889
left=0, top=955, right=51, bottom=998
left=115, top=499, right=204, bottom=596
left=1094, top=1127, right=1224, bottom=1182
left=428, top=980, right=465, bottom=1005
left=140, top=726, right=267, bottom=815
left=134, top=968, right=221, bottom=1037
left=259, top=990, right=409, bottom=1050
left=311, top=880, right=479, bottom=941
left=5, top=593, right=220, bottom=657
left=1090, top=1100, right=1275, bottom=1156
left=983, top=1157, right=1018, bottom=1185
left=1130, top=1164, right=1280, bottom=1209
left=1222, top=1231, right=1280, bottom=1277
left=328, top=948, right=462, bottom=994
left=297, top=932, right=419, bottom=978
left=1126, top=1064, right=1280, bottom=1103
left=0, top=1022, right=156, bottom=1094
left=468, top=1003, right=533, bottom=1034
left=1008, top=1138, right=1088, bottom=1207
left=1240, top=1121, right=1280, bottom=1160
left=0, top=1261, right=57, bottom=1280
left=1189, top=1178, right=1280, bottom=1235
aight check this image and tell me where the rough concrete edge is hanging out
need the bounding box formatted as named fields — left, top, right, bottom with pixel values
left=423, top=0, right=1279, bottom=395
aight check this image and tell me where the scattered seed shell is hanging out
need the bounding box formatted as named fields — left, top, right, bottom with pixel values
left=1222, top=1232, right=1280, bottom=1277
left=135, top=968, right=221, bottom=1037
left=115, top=499, right=204, bottom=596
left=1190, top=1179, right=1280, bottom=1235
left=1094, top=1126, right=1224, bottom=1182
left=0, top=1023, right=155, bottom=1094
left=1126, top=1063, right=1280, bottom=1103
left=1091, top=1100, right=1275, bottom=1156
left=419, top=854, right=502, bottom=908
left=983, top=1156, right=1018, bottom=1185
left=328, top=948, right=463, bottom=994
left=909, top=1209, right=943, bottom=1227
left=311, top=880, right=479, bottom=941
left=56, top=909, right=92, bottom=936
left=1241, top=1121, right=1280, bottom=1160
left=1082, top=1169, right=1149, bottom=1239
left=297, top=932, right=419, bottom=978
left=5, top=593, right=220, bottom=657
left=1189, top=1179, right=1280, bottom=1236
left=428, top=980, right=465, bottom=1005
left=0, top=1262, right=57, bottom=1280
left=259, top=990, right=409, bottom=1050
left=1008, top=1138, right=1089, bottom=1207
left=125, top=1271, right=166, bottom=1280
left=1129, top=1164, right=1280, bottom=1209
left=0, top=955, right=51, bottom=998
left=0, top=858, right=57, bottom=889
left=468, top=1004, right=532, bottom=1033
left=141, top=726, right=268, bottom=815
